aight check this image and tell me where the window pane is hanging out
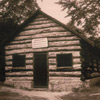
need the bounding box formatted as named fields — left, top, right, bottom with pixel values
left=13, top=54, right=25, bottom=67
left=57, top=54, right=72, bottom=67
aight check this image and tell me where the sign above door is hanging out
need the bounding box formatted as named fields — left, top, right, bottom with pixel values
left=32, top=38, right=48, bottom=49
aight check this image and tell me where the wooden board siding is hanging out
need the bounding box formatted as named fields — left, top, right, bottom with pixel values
left=5, top=14, right=82, bottom=85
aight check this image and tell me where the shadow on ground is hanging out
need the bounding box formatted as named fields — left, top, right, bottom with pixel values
left=0, top=90, right=47, bottom=100
left=61, top=86, right=100, bottom=100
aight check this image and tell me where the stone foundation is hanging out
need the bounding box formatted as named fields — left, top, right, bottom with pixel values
left=4, top=77, right=84, bottom=91
left=49, top=77, right=82, bottom=91
left=4, top=80, right=33, bottom=89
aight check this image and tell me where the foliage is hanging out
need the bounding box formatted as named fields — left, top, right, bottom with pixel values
left=0, top=18, right=18, bottom=46
left=0, top=0, right=37, bottom=24
left=57, top=0, right=100, bottom=37
left=0, top=0, right=38, bottom=46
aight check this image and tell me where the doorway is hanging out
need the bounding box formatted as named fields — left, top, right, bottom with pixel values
left=34, top=52, right=48, bottom=88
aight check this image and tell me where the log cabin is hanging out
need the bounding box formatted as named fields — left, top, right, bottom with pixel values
left=4, top=9, right=100, bottom=91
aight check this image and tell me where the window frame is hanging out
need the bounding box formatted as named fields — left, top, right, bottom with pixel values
left=12, top=54, right=26, bottom=68
left=56, top=53, right=73, bottom=69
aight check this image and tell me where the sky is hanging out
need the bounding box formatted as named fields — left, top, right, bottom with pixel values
left=37, top=0, right=71, bottom=24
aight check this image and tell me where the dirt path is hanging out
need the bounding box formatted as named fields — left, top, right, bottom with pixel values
left=1, top=84, right=100, bottom=100
left=0, top=86, right=71, bottom=100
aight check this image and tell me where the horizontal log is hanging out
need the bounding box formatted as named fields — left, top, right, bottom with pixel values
left=6, top=43, right=31, bottom=49
left=26, top=53, right=33, bottom=58
left=73, top=64, right=81, bottom=69
left=36, top=15, right=49, bottom=18
left=5, top=71, right=33, bottom=76
left=49, top=56, right=81, bottom=59
left=5, top=68, right=81, bottom=73
left=5, top=55, right=12, bottom=60
left=34, top=17, right=49, bottom=21
left=6, top=73, right=81, bottom=78
left=5, top=43, right=81, bottom=51
left=49, top=68, right=81, bottom=72
left=49, top=74, right=81, bottom=77
left=49, top=65, right=57, bottom=70
left=6, top=61, right=12, bottom=65
left=33, top=49, right=81, bottom=53
left=6, top=75, right=33, bottom=77
left=26, top=65, right=33, bottom=69
left=4, top=65, right=33, bottom=70
left=49, top=77, right=80, bottom=80
left=23, top=25, right=61, bottom=31
left=26, top=60, right=33, bottom=63
left=33, top=19, right=55, bottom=24
left=73, top=58, right=81, bottom=63
left=48, top=36, right=79, bottom=40
left=49, top=61, right=81, bottom=65
left=21, top=27, right=66, bottom=35
left=24, top=23, right=58, bottom=30
left=49, top=64, right=81, bottom=70
left=10, top=39, right=31, bottom=45
left=5, top=48, right=81, bottom=56
left=49, top=71, right=81, bottom=76
left=15, top=32, right=70, bottom=40
left=5, top=70, right=80, bottom=75
left=29, top=21, right=54, bottom=26
left=5, top=64, right=33, bottom=68
left=25, top=62, right=34, bottom=65
left=5, top=66, right=12, bottom=70
left=6, top=69, right=33, bottom=72
left=48, top=51, right=81, bottom=57
left=6, top=79, right=32, bottom=81
left=22, top=26, right=65, bottom=33
left=21, top=31, right=71, bottom=39
left=5, top=44, right=81, bottom=53
left=49, top=40, right=80, bottom=46
left=49, top=58, right=56, bottom=64
left=50, top=46, right=81, bottom=50
left=33, top=31, right=72, bottom=39
left=5, top=48, right=32, bottom=55
left=49, top=38, right=80, bottom=42
left=6, top=77, right=33, bottom=81
left=5, top=45, right=81, bottom=52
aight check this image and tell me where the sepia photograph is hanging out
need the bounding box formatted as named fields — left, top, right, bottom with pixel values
left=0, top=0, right=100, bottom=100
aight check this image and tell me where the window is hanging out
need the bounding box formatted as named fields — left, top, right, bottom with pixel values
left=57, top=54, right=72, bottom=67
left=13, top=54, right=25, bottom=67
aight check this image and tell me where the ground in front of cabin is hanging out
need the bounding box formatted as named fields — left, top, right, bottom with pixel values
left=0, top=83, right=100, bottom=100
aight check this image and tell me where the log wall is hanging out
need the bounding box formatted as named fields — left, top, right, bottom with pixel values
left=5, top=14, right=82, bottom=91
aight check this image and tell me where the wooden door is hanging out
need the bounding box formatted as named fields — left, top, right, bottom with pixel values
left=34, top=53, right=48, bottom=88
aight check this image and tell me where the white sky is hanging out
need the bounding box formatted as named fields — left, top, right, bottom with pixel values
left=37, top=0, right=71, bottom=24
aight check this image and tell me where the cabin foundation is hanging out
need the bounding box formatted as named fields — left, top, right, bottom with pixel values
left=5, top=77, right=82, bottom=91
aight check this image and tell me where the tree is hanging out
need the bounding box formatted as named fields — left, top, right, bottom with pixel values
left=57, top=0, right=100, bottom=38
left=0, top=0, right=39, bottom=46
left=0, top=0, right=38, bottom=24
